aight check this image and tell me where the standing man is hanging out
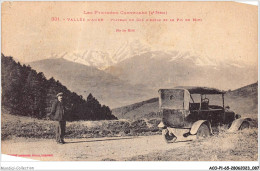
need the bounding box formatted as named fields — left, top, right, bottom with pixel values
left=49, top=92, right=67, bottom=144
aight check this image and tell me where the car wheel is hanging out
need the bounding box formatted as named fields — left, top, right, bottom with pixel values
left=196, top=124, right=210, bottom=139
left=162, top=129, right=177, bottom=143
left=239, top=121, right=250, bottom=130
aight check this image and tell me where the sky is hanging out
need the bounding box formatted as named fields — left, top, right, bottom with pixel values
left=1, top=1, right=258, bottom=68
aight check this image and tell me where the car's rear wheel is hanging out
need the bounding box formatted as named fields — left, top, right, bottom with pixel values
left=239, top=121, right=250, bottom=130
left=162, top=129, right=177, bottom=143
left=196, top=124, right=210, bottom=139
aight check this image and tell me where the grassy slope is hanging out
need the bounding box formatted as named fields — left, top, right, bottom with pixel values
left=225, top=82, right=258, bottom=114
left=112, top=98, right=159, bottom=120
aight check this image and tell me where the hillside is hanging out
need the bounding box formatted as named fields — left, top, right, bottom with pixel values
left=112, top=98, right=159, bottom=120
left=112, top=82, right=258, bottom=119
left=29, top=58, right=155, bottom=108
left=225, top=82, right=258, bottom=115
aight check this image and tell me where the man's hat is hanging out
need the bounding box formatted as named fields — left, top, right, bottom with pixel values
left=56, top=92, right=63, bottom=97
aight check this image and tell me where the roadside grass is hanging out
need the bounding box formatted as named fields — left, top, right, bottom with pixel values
left=2, top=112, right=257, bottom=145
left=1, top=113, right=161, bottom=140
left=128, top=128, right=258, bottom=161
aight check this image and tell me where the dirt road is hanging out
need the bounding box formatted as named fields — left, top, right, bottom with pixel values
left=2, top=135, right=196, bottom=161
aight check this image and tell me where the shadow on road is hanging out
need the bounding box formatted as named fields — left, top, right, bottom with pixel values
left=66, top=137, right=135, bottom=144
left=175, top=140, right=193, bottom=143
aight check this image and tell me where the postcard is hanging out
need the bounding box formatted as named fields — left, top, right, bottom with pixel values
left=1, top=1, right=258, bottom=170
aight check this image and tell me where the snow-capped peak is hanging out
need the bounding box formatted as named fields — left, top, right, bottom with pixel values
left=46, top=39, right=245, bottom=70
left=46, top=39, right=151, bottom=70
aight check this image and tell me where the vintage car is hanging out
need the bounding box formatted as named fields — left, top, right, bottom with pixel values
left=158, top=87, right=251, bottom=143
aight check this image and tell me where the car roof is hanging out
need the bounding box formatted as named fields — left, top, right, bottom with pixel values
left=160, top=86, right=225, bottom=94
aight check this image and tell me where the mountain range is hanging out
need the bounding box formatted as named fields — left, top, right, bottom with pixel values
left=105, top=50, right=257, bottom=91
left=28, top=41, right=257, bottom=109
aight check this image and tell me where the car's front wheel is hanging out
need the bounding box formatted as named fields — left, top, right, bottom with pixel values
left=239, top=121, right=250, bottom=130
left=196, top=124, right=210, bottom=139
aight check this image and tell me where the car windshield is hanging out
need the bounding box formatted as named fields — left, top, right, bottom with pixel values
left=190, top=94, right=223, bottom=106
left=159, top=89, right=189, bottom=109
